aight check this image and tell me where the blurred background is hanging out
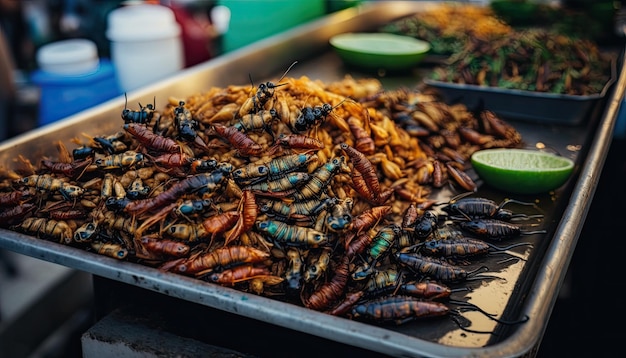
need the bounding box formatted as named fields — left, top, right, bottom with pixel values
left=1, top=0, right=625, bottom=357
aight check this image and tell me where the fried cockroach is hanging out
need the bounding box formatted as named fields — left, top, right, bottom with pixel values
left=394, top=251, right=489, bottom=283
left=457, top=218, right=546, bottom=241
left=348, top=295, right=449, bottom=325
left=440, top=192, right=542, bottom=221
left=419, top=237, right=532, bottom=260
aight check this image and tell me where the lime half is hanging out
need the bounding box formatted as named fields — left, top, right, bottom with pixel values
left=471, top=148, right=575, bottom=194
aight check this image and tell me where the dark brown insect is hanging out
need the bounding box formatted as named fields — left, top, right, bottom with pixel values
left=0, top=203, right=36, bottom=226
left=212, top=123, right=264, bottom=157
left=40, top=158, right=92, bottom=179
left=457, top=218, right=545, bottom=241
left=0, top=189, right=32, bottom=207
left=124, top=122, right=181, bottom=153
left=394, top=251, right=485, bottom=283
left=348, top=295, right=449, bottom=325
left=303, top=255, right=350, bottom=311
left=340, top=143, right=381, bottom=198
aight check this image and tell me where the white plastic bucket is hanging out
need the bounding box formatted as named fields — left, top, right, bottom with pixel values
left=36, top=39, right=100, bottom=75
left=106, top=4, right=183, bottom=92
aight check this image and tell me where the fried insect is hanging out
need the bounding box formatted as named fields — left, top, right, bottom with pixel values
left=238, top=61, right=297, bottom=117
left=255, top=220, right=329, bottom=248
left=394, top=251, right=490, bottom=283
left=166, top=245, right=269, bottom=276
left=124, top=123, right=181, bottom=153
left=303, top=255, right=350, bottom=311
left=122, top=93, right=156, bottom=125
left=348, top=295, right=449, bottom=325
left=457, top=218, right=546, bottom=241
left=14, top=217, right=73, bottom=244
left=207, top=264, right=272, bottom=285
left=17, top=174, right=84, bottom=200
left=212, top=123, right=264, bottom=157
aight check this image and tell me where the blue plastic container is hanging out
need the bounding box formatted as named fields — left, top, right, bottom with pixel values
left=31, top=59, right=121, bottom=126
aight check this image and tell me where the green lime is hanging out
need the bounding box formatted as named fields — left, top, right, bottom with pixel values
left=471, top=148, right=575, bottom=194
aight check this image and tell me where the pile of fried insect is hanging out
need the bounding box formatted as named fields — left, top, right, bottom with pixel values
left=1, top=61, right=542, bottom=331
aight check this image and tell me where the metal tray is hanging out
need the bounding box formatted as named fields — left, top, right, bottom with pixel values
left=423, top=74, right=616, bottom=125
left=0, top=2, right=624, bottom=357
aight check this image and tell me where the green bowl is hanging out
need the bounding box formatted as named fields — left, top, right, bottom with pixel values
left=330, top=33, right=430, bottom=71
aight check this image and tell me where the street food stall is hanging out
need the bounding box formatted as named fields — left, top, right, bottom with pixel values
left=0, top=2, right=623, bottom=357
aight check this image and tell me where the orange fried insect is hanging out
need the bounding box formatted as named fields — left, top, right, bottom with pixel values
left=348, top=205, right=392, bottom=235
left=207, top=264, right=272, bottom=285
left=168, top=245, right=270, bottom=276
left=303, top=255, right=350, bottom=311
left=340, top=143, right=381, bottom=198
left=348, top=115, right=375, bottom=155
left=147, top=151, right=194, bottom=169
left=124, top=122, right=181, bottom=153
left=201, top=210, right=241, bottom=245
left=212, top=123, right=264, bottom=157
left=224, top=190, right=257, bottom=246
left=137, top=234, right=190, bottom=258
left=350, top=170, right=377, bottom=204
left=458, top=127, right=494, bottom=146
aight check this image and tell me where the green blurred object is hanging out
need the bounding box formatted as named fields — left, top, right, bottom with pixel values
left=330, top=33, right=430, bottom=72
left=219, top=0, right=326, bottom=53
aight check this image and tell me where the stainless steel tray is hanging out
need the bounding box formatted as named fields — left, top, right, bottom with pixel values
left=1, top=2, right=624, bottom=357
